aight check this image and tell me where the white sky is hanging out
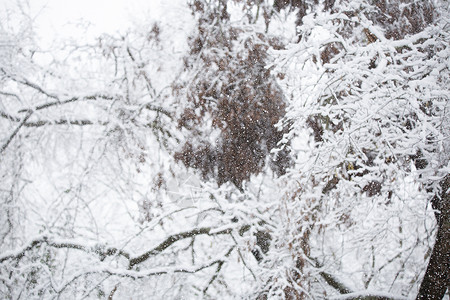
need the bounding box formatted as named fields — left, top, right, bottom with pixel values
left=2, top=0, right=184, bottom=45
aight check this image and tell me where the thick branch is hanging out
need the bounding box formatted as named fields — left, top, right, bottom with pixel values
left=320, top=271, right=353, bottom=295
left=0, top=236, right=130, bottom=263
left=0, top=225, right=237, bottom=268
left=331, top=291, right=408, bottom=300
left=310, top=256, right=353, bottom=294
left=128, top=226, right=233, bottom=267
left=311, top=256, right=418, bottom=299
left=416, top=174, right=450, bottom=300
left=0, top=235, right=43, bottom=263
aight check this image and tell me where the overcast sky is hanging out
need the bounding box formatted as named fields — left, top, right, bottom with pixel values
left=2, top=0, right=186, bottom=45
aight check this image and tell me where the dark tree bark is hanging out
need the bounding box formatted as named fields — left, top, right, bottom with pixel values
left=416, top=175, right=450, bottom=300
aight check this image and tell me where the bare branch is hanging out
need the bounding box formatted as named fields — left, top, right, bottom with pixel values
left=144, top=103, right=172, bottom=119
left=16, top=77, right=60, bottom=100
left=0, top=92, right=115, bottom=154
left=23, top=119, right=108, bottom=127
left=310, top=257, right=410, bottom=300
left=107, top=283, right=120, bottom=300
left=203, top=246, right=235, bottom=294
left=0, top=110, right=20, bottom=122
left=1, top=109, right=108, bottom=127
left=0, top=68, right=59, bottom=100
left=0, top=91, right=22, bottom=102
left=17, top=94, right=115, bottom=113
left=55, top=257, right=228, bottom=295
left=0, top=111, right=32, bottom=155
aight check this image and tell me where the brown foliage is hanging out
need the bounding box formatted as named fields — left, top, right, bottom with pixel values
left=368, top=0, right=434, bottom=40
left=273, top=0, right=435, bottom=43
left=174, top=2, right=291, bottom=188
left=296, top=0, right=436, bottom=65
left=273, top=0, right=318, bottom=28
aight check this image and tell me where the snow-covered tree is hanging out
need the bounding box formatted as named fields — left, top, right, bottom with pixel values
left=273, top=0, right=449, bottom=298
left=0, top=0, right=448, bottom=299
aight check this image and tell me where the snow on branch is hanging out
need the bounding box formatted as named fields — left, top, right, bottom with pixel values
left=52, top=250, right=234, bottom=295
left=128, top=226, right=234, bottom=267
left=16, top=94, right=116, bottom=113
left=330, top=291, right=409, bottom=300
left=0, top=110, right=32, bottom=155
left=0, top=235, right=129, bottom=264
left=0, top=225, right=237, bottom=268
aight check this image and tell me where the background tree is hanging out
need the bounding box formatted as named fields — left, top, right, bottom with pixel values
left=174, top=0, right=291, bottom=189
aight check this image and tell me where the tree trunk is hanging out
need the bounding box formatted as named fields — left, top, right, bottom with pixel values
left=416, top=175, right=450, bottom=300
